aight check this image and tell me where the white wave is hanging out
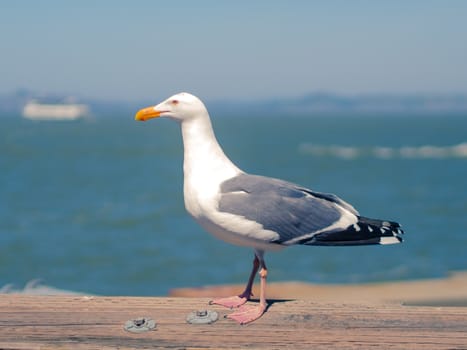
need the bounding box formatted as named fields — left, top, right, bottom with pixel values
left=299, top=142, right=467, bottom=159
left=0, top=279, right=91, bottom=295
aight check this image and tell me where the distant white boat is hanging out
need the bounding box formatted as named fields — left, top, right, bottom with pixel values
left=22, top=100, right=89, bottom=120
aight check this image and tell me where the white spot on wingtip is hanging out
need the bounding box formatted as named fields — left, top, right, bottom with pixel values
left=353, top=223, right=361, bottom=232
left=380, top=236, right=401, bottom=245
left=368, top=226, right=373, bottom=233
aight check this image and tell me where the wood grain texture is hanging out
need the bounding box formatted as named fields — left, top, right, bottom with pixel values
left=0, top=295, right=466, bottom=349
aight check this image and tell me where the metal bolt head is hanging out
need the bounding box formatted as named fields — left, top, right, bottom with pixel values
left=186, top=309, right=218, bottom=324
left=124, top=317, right=156, bottom=333
left=196, top=310, right=208, bottom=317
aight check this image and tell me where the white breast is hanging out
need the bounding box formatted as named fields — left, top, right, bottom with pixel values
left=180, top=115, right=281, bottom=251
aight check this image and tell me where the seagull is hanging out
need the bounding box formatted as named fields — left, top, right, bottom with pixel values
left=135, top=92, right=404, bottom=324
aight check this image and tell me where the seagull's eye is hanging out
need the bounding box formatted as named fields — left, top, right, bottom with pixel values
left=171, top=99, right=179, bottom=105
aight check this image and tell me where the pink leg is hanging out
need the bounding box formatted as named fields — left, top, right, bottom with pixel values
left=227, top=257, right=268, bottom=325
left=209, top=255, right=260, bottom=309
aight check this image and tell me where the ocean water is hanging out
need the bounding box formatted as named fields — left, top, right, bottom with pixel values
left=1, top=112, right=466, bottom=296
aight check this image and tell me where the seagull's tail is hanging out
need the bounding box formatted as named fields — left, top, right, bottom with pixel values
left=305, top=216, right=404, bottom=246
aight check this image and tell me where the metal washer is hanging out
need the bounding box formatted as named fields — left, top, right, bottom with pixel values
left=186, top=310, right=219, bottom=324
left=124, top=317, right=156, bottom=333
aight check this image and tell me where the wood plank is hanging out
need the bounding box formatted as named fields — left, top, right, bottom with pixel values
left=0, top=295, right=466, bottom=349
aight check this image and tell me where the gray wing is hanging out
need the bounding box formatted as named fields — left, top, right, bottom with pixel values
left=218, top=174, right=358, bottom=244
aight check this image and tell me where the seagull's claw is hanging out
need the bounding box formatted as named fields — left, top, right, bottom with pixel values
left=226, top=304, right=266, bottom=325
left=209, top=295, right=248, bottom=309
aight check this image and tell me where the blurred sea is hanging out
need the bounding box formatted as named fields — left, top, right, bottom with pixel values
left=1, top=111, right=466, bottom=295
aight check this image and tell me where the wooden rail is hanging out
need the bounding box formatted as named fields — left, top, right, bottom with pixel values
left=0, top=295, right=466, bottom=349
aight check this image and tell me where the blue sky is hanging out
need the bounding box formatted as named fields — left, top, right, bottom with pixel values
left=1, top=0, right=466, bottom=101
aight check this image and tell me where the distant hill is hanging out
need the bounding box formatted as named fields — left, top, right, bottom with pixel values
left=208, top=93, right=467, bottom=117
left=1, top=89, right=467, bottom=117
left=0, top=89, right=34, bottom=114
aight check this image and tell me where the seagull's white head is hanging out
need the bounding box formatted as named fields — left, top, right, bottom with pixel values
left=135, top=92, right=207, bottom=123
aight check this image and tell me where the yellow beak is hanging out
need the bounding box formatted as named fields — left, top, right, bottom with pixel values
left=135, top=106, right=162, bottom=121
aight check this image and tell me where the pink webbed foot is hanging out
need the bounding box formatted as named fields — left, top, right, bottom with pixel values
left=210, top=252, right=268, bottom=324
left=209, top=295, right=248, bottom=309
left=226, top=303, right=267, bottom=325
